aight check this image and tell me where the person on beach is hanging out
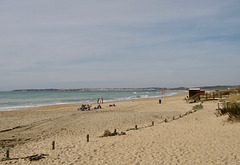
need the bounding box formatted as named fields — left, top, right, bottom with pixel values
left=86, top=104, right=92, bottom=110
left=97, top=98, right=99, bottom=104
left=94, top=104, right=102, bottom=109
left=101, top=98, right=103, bottom=104
left=109, top=104, right=116, bottom=107
left=184, top=96, right=189, bottom=102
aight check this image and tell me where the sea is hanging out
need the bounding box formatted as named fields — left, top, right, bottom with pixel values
left=0, top=90, right=185, bottom=111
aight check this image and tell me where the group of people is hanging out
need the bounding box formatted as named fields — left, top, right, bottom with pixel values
left=184, top=96, right=197, bottom=103
left=78, top=97, right=117, bottom=111
left=97, top=98, right=103, bottom=104
left=78, top=104, right=102, bottom=111
left=77, top=104, right=92, bottom=111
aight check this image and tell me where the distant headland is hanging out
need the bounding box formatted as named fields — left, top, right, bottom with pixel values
left=11, top=85, right=239, bottom=92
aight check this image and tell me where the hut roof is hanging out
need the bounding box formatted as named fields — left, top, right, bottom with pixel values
left=189, top=88, right=200, bottom=90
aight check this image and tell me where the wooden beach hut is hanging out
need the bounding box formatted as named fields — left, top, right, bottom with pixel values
left=189, top=88, right=205, bottom=100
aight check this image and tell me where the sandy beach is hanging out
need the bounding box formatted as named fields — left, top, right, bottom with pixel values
left=1, top=93, right=240, bottom=165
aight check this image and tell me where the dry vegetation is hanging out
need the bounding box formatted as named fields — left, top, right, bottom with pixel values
left=217, top=86, right=240, bottom=121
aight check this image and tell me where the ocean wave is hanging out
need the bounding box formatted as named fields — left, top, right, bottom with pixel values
left=0, top=105, right=38, bottom=111
left=0, top=90, right=184, bottom=111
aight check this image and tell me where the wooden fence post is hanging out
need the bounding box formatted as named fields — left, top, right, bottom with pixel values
left=87, top=134, right=89, bottom=142
left=6, top=149, right=9, bottom=160
left=52, top=141, right=55, bottom=150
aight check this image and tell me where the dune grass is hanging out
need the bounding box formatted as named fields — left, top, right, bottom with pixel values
left=215, top=87, right=240, bottom=121
left=217, top=102, right=240, bottom=121
left=225, top=94, right=240, bottom=102
left=192, top=104, right=203, bottom=111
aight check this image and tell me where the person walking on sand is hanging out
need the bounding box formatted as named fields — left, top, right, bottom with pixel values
left=101, top=98, right=103, bottom=104
left=97, top=98, right=99, bottom=104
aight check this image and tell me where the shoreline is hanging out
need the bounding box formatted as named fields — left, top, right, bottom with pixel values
left=0, top=91, right=187, bottom=112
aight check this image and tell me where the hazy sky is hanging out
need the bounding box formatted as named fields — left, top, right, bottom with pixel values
left=0, top=0, right=240, bottom=90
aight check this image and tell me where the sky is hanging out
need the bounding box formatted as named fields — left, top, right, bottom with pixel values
left=0, top=0, right=240, bottom=91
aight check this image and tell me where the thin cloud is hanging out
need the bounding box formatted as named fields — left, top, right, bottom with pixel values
left=0, top=0, right=240, bottom=90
